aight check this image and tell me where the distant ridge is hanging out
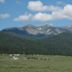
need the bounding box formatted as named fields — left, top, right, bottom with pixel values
left=2, top=24, right=71, bottom=39
left=0, top=25, right=72, bottom=55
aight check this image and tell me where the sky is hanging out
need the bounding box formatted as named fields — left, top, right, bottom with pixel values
left=0, top=0, right=72, bottom=30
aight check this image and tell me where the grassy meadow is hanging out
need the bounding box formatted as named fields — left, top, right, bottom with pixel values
left=0, top=54, right=72, bottom=72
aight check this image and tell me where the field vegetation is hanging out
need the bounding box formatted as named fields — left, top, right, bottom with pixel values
left=0, top=54, right=72, bottom=72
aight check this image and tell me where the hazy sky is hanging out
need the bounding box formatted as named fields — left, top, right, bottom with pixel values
left=0, top=0, right=72, bottom=30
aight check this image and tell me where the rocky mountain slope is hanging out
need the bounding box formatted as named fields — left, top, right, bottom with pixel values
left=0, top=26, right=72, bottom=55
left=2, top=24, right=70, bottom=39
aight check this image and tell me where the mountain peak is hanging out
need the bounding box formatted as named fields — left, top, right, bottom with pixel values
left=2, top=24, right=70, bottom=36
left=64, top=25, right=72, bottom=32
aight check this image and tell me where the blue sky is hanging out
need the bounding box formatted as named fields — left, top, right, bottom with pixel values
left=0, top=0, right=72, bottom=30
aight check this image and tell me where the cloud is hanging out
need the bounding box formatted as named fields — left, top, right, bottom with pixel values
left=52, top=11, right=66, bottom=19
left=63, top=4, right=72, bottom=17
left=32, top=12, right=52, bottom=21
left=15, top=2, right=72, bottom=22
left=46, top=5, right=61, bottom=12
left=27, top=1, right=72, bottom=19
left=0, top=0, right=5, bottom=3
left=14, top=12, right=65, bottom=22
left=14, top=13, right=52, bottom=22
left=28, top=1, right=61, bottom=12
left=33, top=4, right=72, bottom=20
left=27, top=1, right=66, bottom=21
left=28, top=1, right=44, bottom=11
left=32, top=12, right=66, bottom=21
left=14, top=13, right=32, bottom=21
left=52, top=4, right=72, bottom=20
left=0, top=13, right=10, bottom=19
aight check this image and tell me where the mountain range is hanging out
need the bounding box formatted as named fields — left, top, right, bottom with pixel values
left=0, top=24, right=72, bottom=55
left=2, top=24, right=72, bottom=39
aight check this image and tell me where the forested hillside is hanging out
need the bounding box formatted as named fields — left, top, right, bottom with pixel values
left=0, top=32, right=72, bottom=56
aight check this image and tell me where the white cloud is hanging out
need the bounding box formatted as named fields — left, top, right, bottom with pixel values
left=0, top=13, right=10, bottom=19
left=33, top=4, right=72, bottom=20
left=52, top=11, right=67, bottom=19
left=32, top=12, right=66, bottom=21
left=14, top=14, right=32, bottom=21
left=52, top=4, right=72, bottom=20
left=32, top=12, right=52, bottom=21
left=28, top=1, right=61, bottom=12
left=27, top=1, right=72, bottom=19
left=28, top=1, right=44, bottom=11
left=47, top=5, right=61, bottom=12
left=0, top=0, right=5, bottom=3
left=63, top=4, right=72, bottom=17
left=15, top=3, right=72, bottom=22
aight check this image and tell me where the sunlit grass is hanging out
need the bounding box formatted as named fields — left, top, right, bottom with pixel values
left=0, top=54, right=72, bottom=72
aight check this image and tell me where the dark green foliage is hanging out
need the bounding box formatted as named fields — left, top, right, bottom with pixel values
left=0, top=32, right=72, bottom=56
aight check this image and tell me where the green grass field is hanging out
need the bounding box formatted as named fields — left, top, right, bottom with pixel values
left=0, top=54, right=72, bottom=72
